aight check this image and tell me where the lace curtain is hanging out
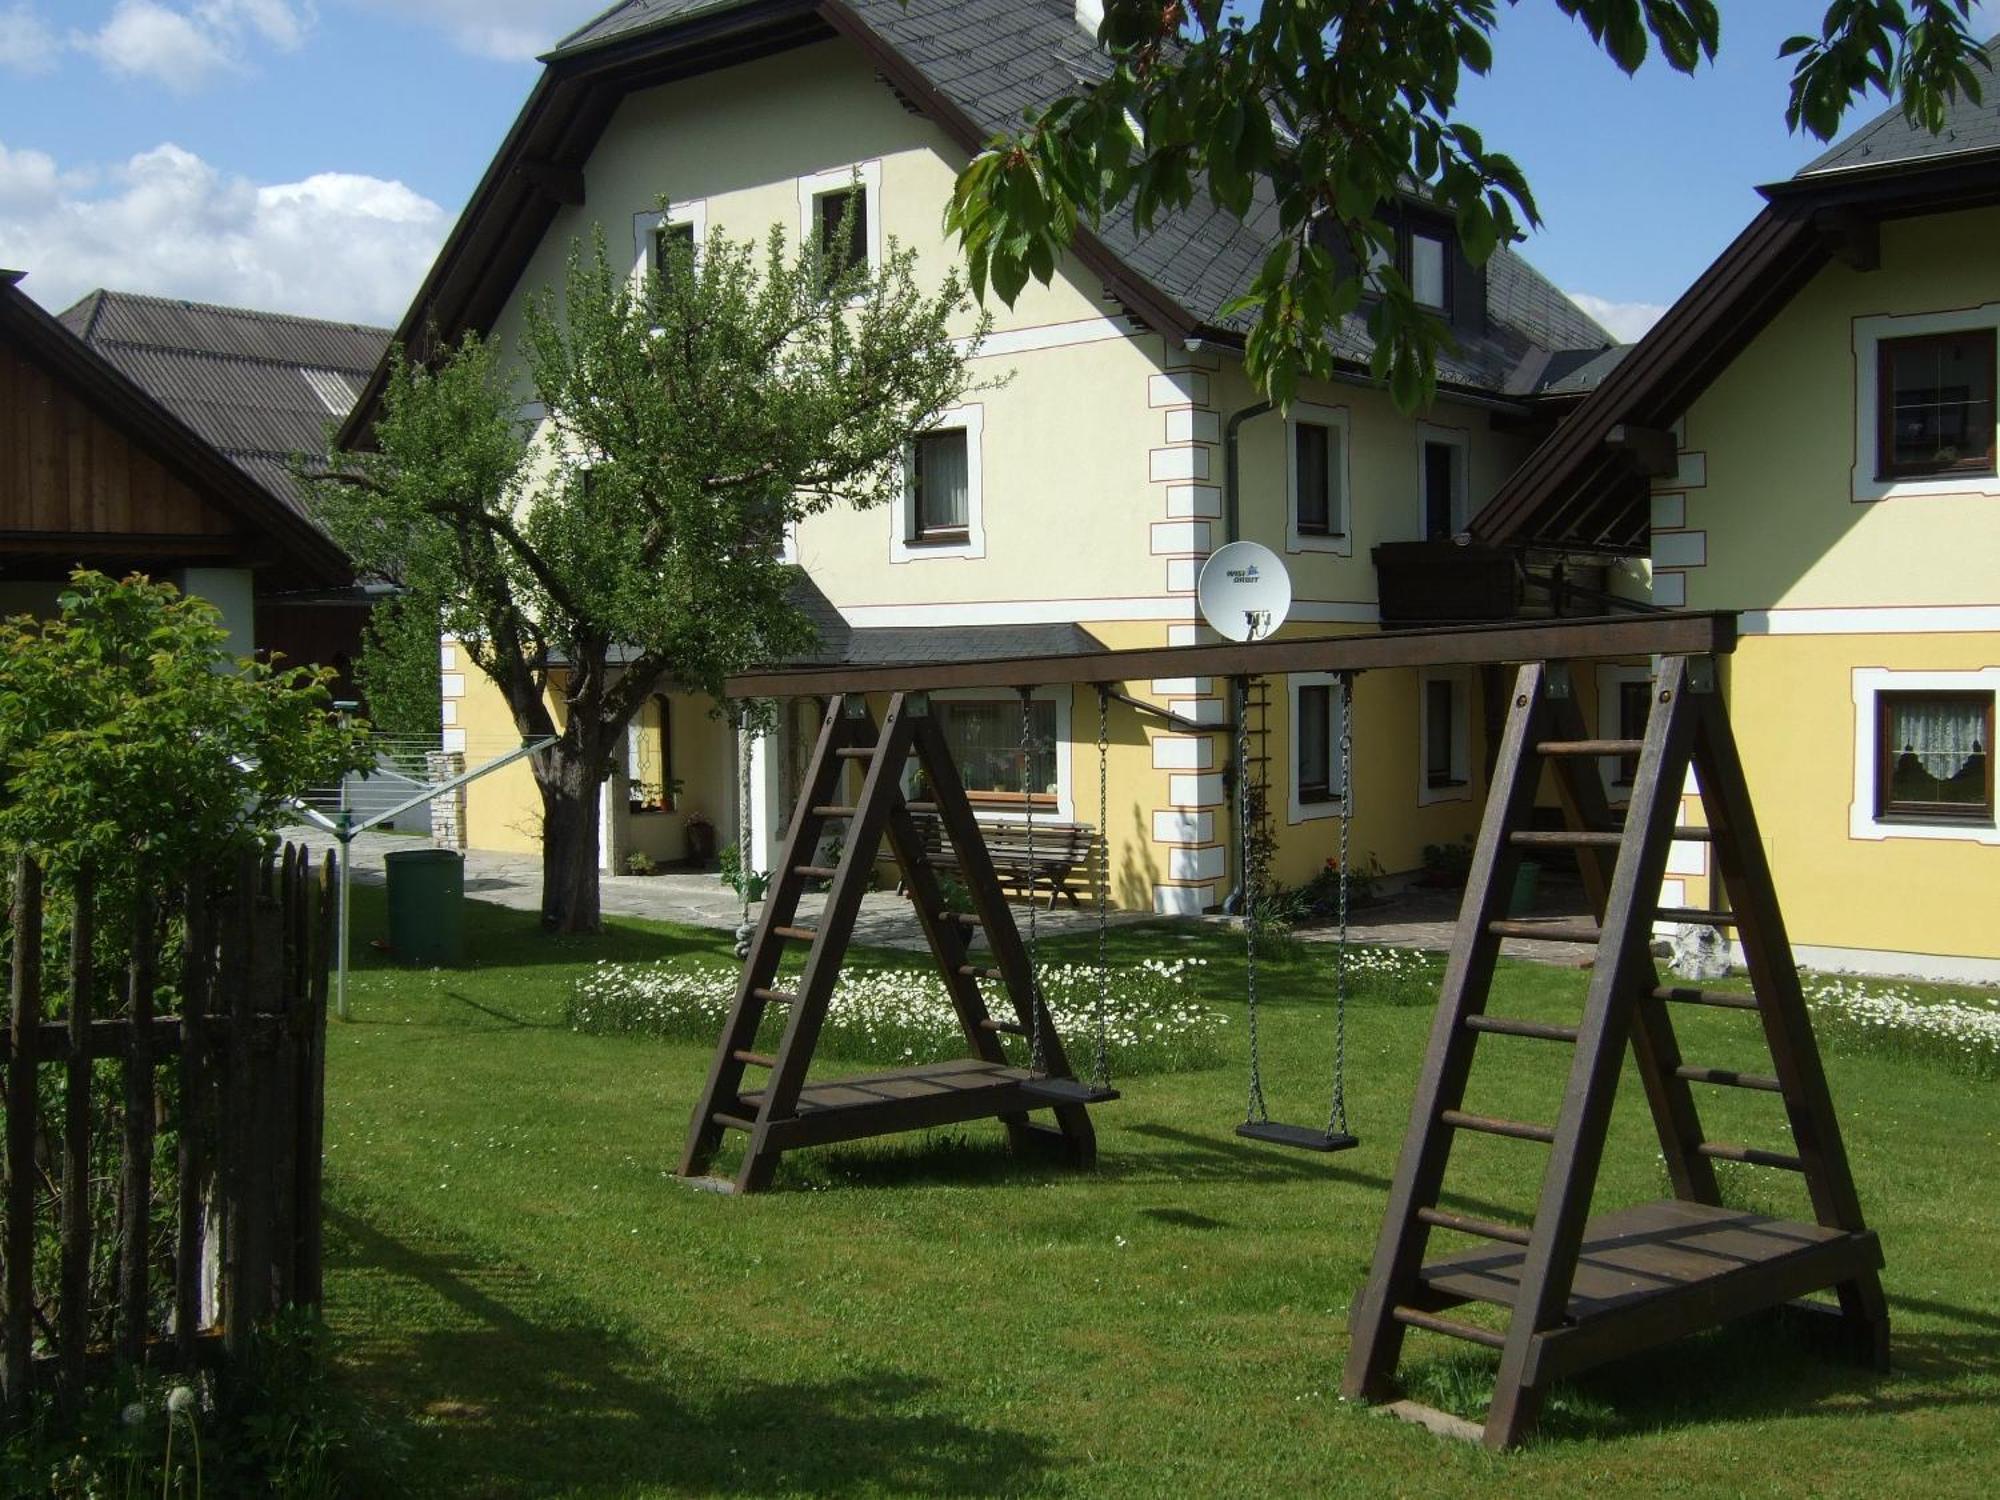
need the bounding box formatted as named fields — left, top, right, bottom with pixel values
left=1886, top=696, right=1986, bottom=780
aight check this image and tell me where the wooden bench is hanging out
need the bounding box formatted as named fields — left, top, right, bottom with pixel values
left=905, top=810, right=1095, bottom=910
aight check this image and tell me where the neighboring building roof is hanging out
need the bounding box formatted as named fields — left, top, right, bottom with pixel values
left=1797, top=36, right=2000, bottom=177
left=1473, top=70, right=2000, bottom=555
left=346, top=0, right=1608, bottom=440
left=0, top=270, right=352, bottom=588
left=59, top=289, right=390, bottom=524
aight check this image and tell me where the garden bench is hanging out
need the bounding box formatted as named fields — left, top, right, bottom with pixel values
left=906, top=810, right=1094, bottom=910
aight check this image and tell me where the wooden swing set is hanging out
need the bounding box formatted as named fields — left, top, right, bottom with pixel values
left=679, top=610, right=1888, bottom=1448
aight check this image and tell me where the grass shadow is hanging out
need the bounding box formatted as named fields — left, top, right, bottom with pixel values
left=327, top=1204, right=1055, bottom=1497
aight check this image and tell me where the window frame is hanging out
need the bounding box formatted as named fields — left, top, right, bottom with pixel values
left=1852, top=305, right=2000, bottom=503
left=922, top=688, right=1072, bottom=820
left=1284, top=401, right=1352, bottom=555
left=626, top=695, right=675, bottom=813
left=1286, top=673, right=1350, bottom=824
left=796, top=161, right=883, bottom=291
left=1409, top=229, right=1450, bottom=312
left=1850, top=667, right=2000, bottom=844
left=1417, top=667, right=1473, bottom=805
left=909, top=428, right=971, bottom=545
left=1594, top=663, right=1655, bottom=802
left=632, top=200, right=706, bottom=279
left=1874, top=688, right=1994, bottom=825
left=891, top=403, right=985, bottom=561
left=1415, top=422, right=1472, bottom=540
left=1875, top=329, right=1997, bottom=482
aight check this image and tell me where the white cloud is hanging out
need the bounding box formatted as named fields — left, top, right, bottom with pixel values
left=0, top=4, right=57, bottom=73
left=1566, top=291, right=1670, bottom=344
left=0, top=138, right=444, bottom=327
left=72, top=0, right=311, bottom=91
left=349, top=0, right=608, bottom=63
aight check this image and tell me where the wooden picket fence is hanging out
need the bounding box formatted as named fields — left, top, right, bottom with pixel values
left=1, top=842, right=334, bottom=1413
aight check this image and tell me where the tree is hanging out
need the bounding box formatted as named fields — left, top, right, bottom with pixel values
left=317, top=218, right=983, bottom=933
left=946, top=0, right=1990, bottom=410
left=0, top=571, right=370, bottom=890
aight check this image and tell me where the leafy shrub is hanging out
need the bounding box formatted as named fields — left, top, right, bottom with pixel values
left=569, top=956, right=1226, bottom=1075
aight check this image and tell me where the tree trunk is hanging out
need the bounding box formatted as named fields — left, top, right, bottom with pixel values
left=538, top=755, right=604, bottom=933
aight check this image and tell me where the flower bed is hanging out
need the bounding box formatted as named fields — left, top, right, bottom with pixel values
left=1801, top=975, right=2000, bottom=1080
left=568, top=955, right=1226, bottom=1075
left=1335, top=944, right=1443, bottom=1008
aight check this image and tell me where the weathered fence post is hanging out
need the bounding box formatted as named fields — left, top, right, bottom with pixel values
left=59, top=866, right=95, bottom=1400
left=298, top=850, right=336, bottom=1306
left=175, top=870, right=208, bottom=1367
left=4, top=856, right=42, bottom=1411
left=223, top=846, right=256, bottom=1359
left=119, top=895, right=157, bottom=1365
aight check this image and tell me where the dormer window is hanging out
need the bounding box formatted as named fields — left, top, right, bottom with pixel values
left=1410, top=230, right=1449, bottom=311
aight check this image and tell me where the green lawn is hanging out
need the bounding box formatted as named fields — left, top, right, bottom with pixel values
left=322, top=887, right=2000, bottom=1498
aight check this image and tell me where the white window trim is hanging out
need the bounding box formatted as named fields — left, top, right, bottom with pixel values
left=1850, top=666, right=2000, bottom=845
left=1285, top=401, right=1352, bottom=556
left=632, top=200, right=707, bottom=278
left=1595, top=663, right=1655, bottom=805
left=797, top=160, right=884, bottom=286
left=1853, top=303, right=2000, bottom=503
left=1287, top=673, right=1349, bottom=824
left=1418, top=666, right=1473, bottom=806
left=890, top=403, right=985, bottom=562
left=1415, top=421, right=1472, bottom=539
left=913, top=686, right=1073, bottom=823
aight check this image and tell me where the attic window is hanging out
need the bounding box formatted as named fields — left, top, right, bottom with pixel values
left=1410, top=231, right=1448, bottom=311
left=1878, top=330, right=1996, bottom=480
left=815, top=187, right=867, bottom=282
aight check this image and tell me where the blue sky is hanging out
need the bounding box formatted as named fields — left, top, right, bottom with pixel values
left=0, top=1, right=1990, bottom=337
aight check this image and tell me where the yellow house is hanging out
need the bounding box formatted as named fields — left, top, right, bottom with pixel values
left=346, top=0, right=1626, bottom=913
left=1477, top=55, right=2000, bottom=981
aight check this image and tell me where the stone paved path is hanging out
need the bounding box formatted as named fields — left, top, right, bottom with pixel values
left=284, top=826, right=1594, bottom=966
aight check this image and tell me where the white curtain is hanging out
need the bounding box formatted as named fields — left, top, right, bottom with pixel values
left=918, top=431, right=969, bottom=530
left=1887, top=697, right=1985, bottom=780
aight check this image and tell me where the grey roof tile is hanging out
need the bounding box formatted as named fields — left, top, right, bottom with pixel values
left=1798, top=35, right=2000, bottom=176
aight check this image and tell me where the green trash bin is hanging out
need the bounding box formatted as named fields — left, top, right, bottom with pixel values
left=385, top=848, right=464, bottom=966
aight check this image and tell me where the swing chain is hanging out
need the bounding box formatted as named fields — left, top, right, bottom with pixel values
left=733, top=706, right=756, bottom=961
left=1240, top=675, right=1269, bottom=1126
left=1094, top=685, right=1112, bottom=1090
left=1020, top=687, right=1048, bottom=1078
left=1327, top=672, right=1354, bottom=1138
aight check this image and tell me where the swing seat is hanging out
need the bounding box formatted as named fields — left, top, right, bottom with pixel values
left=1019, top=1077, right=1122, bottom=1107
left=1236, top=1120, right=1359, bottom=1153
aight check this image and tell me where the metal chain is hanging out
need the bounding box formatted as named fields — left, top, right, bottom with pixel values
left=1327, top=673, right=1354, bottom=1137
left=1093, top=686, right=1112, bottom=1089
left=1020, top=688, right=1048, bottom=1077
left=733, top=710, right=755, bottom=961
left=1240, top=675, right=1269, bottom=1125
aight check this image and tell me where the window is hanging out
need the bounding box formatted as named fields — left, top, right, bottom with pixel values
left=1295, top=423, right=1337, bottom=535
left=632, top=202, right=705, bottom=279
left=1419, top=431, right=1469, bottom=539
left=940, top=699, right=1057, bottom=804
left=815, top=186, right=867, bottom=284
left=1418, top=668, right=1472, bottom=804
left=1614, top=679, right=1651, bottom=788
left=1287, top=674, right=1348, bottom=822
left=1877, top=690, right=1992, bottom=824
left=910, top=429, right=969, bottom=542
left=1878, top=331, right=1996, bottom=480
left=627, top=696, right=673, bottom=811
left=653, top=219, right=697, bottom=276
left=1411, top=231, right=1448, bottom=311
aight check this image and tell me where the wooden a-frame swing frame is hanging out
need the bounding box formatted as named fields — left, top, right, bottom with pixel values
left=682, top=611, right=1887, bottom=1449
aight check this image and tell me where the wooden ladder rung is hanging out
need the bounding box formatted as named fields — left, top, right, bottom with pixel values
left=1668, top=826, right=1717, bottom=842
left=1648, top=984, right=1758, bottom=1012
left=1415, top=1206, right=1533, bottom=1247
left=958, top=964, right=1004, bottom=981
left=1657, top=906, right=1739, bottom=926
left=1464, top=1015, right=1579, bottom=1043
left=794, top=865, right=838, bottom=879
left=1676, top=1064, right=1783, bottom=1093
left=772, top=925, right=818, bottom=943
left=1486, top=919, right=1602, bottom=944
left=905, top=801, right=939, bottom=813
left=978, top=1017, right=1026, bottom=1036
left=1535, top=738, right=1644, bottom=756
left=750, top=987, right=796, bottom=1006
left=938, top=910, right=983, bottom=927
left=712, top=1111, right=758, bottom=1132
left=731, top=1049, right=778, bottom=1068
left=1510, top=829, right=1621, bottom=848
left=834, top=747, right=878, bottom=760
left=1440, top=1109, right=1556, bottom=1144
left=1391, top=1305, right=1507, bottom=1351
left=810, top=805, right=857, bottom=817
left=1697, top=1141, right=1806, bottom=1171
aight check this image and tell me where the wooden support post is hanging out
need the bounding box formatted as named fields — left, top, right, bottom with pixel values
left=119, top=895, right=158, bottom=1366
left=174, top=871, right=208, bottom=1366
left=61, top=867, right=95, bottom=1397
left=5, top=856, right=42, bottom=1410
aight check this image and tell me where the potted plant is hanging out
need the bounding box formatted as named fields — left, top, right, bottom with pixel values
left=684, top=810, right=716, bottom=865
left=1419, top=837, right=1474, bottom=889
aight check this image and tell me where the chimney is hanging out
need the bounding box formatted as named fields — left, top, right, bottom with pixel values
left=1075, top=1, right=1105, bottom=38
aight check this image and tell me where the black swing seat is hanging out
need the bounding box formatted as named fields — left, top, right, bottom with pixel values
left=1019, top=1077, right=1122, bottom=1106
left=1237, top=1120, right=1359, bottom=1153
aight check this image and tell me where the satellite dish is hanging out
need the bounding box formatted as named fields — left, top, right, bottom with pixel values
left=1197, top=541, right=1292, bottom=642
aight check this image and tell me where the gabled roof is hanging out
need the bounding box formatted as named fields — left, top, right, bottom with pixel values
left=347, top=0, right=1608, bottom=440
left=1797, top=36, right=2000, bottom=177
left=1473, top=63, right=2000, bottom=554
left=59, top=289, right=390, bottom=524
left=0, top=271, right=352, bottom=587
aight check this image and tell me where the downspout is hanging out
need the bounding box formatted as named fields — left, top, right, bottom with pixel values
left=1220, top=396, right=1275, bottom=915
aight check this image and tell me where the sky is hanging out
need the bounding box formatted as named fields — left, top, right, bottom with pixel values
left=0, top=1, right=1992, bottom=341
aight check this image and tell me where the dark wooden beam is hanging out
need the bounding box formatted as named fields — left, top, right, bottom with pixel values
left=1813, top=207, right=1880, bottom=272
left=726, top=612, right=1737, bottom=698
left=1603, top=423, right=1680, bottom=479
left=514, top=158, right=585, bottom=206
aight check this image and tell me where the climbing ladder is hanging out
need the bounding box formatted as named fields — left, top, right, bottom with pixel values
left=677, top=692, right=1106, bottom=1194
left=1343, top=654, right=1889, bottom=1449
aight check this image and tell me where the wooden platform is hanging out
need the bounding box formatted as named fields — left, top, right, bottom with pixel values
left=1416, top=1199, right=1884, bottom=1384
left=729, top=1059, right=1053, bottom=1151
